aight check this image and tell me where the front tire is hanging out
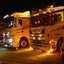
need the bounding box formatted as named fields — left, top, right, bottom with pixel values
left=19, top=38, right=29, bottom=48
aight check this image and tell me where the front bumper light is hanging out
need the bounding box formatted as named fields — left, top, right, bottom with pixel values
left=38, top=37, right=41, bottom=40
left=39, top=34, right=42, bottom=37
left=33, top=37, right=35, bottom=40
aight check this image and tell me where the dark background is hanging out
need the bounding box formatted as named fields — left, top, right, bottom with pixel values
left=0, top=0, right=64, bottom=18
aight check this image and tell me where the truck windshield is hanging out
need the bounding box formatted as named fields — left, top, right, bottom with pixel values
left=30, top=12, right=59, bottom=27
left=3, top=16, right=14, bottom=28
left=30, top=13, right=50, bottom=27
left=62, top=49, right=64, bottom=52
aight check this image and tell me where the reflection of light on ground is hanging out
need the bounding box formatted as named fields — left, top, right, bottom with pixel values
left=28, top=51, right=52, bottom=60
left=0, top=48, right=8, bottom=51
left=47, top=49, right=53, bottom=54
left=17, top=47, right=34, bottom=53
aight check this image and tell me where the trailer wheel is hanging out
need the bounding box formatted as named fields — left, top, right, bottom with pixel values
left=57, top=37, right=63, bottom=51
left=57, top=41, right=62, bottom=51
left=19, top=38, right=29, bottom=48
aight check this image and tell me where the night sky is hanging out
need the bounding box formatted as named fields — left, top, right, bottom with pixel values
left=0, top=0, right=64, bottom=18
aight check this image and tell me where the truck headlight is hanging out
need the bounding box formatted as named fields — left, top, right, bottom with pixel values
left=3, top=33, right=5, bottom=37
left=4, top=44, right=8, bottom=47
left=6, top=32, right=10, bottom=36
left=39, top=34, right=42, bottom=37
left=9, top=38, right=12, bottom=42
left=31, top=34, right=34, bottom=36
left=3, top=32, right=10, bottom=37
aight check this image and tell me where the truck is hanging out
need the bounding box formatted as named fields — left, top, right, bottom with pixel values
left=0, top=19, right=4, bottom=45
left=30, top=6, right=64, bottom=52
left=1, top=11, right=31, bottom=48
left=49, top=6, right=64, bottom=51
left=1, top=6, right=64, bottom=53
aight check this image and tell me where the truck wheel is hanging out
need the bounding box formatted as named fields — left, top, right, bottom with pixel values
left=19, top=38, right=29, bottom=48
left=57, top=41, right=61, bottom=51
left=57, top=37, right=63, bottom=51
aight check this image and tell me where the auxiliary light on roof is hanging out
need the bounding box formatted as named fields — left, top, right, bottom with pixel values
left=3, top=14, right=9, bottom=19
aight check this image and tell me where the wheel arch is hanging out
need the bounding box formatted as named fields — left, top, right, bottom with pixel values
left=57, top=37, right=64, bottom=51
left=19, top=36, right=29, bottom=47
left=20, top=36, right=28, bottom=41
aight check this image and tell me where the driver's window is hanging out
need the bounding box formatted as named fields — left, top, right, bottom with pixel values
left=14, top=18, right=16, bottom=27
left=13, top=18, right=22, bottom=27
left=18, top=19, right=22, bottom=26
